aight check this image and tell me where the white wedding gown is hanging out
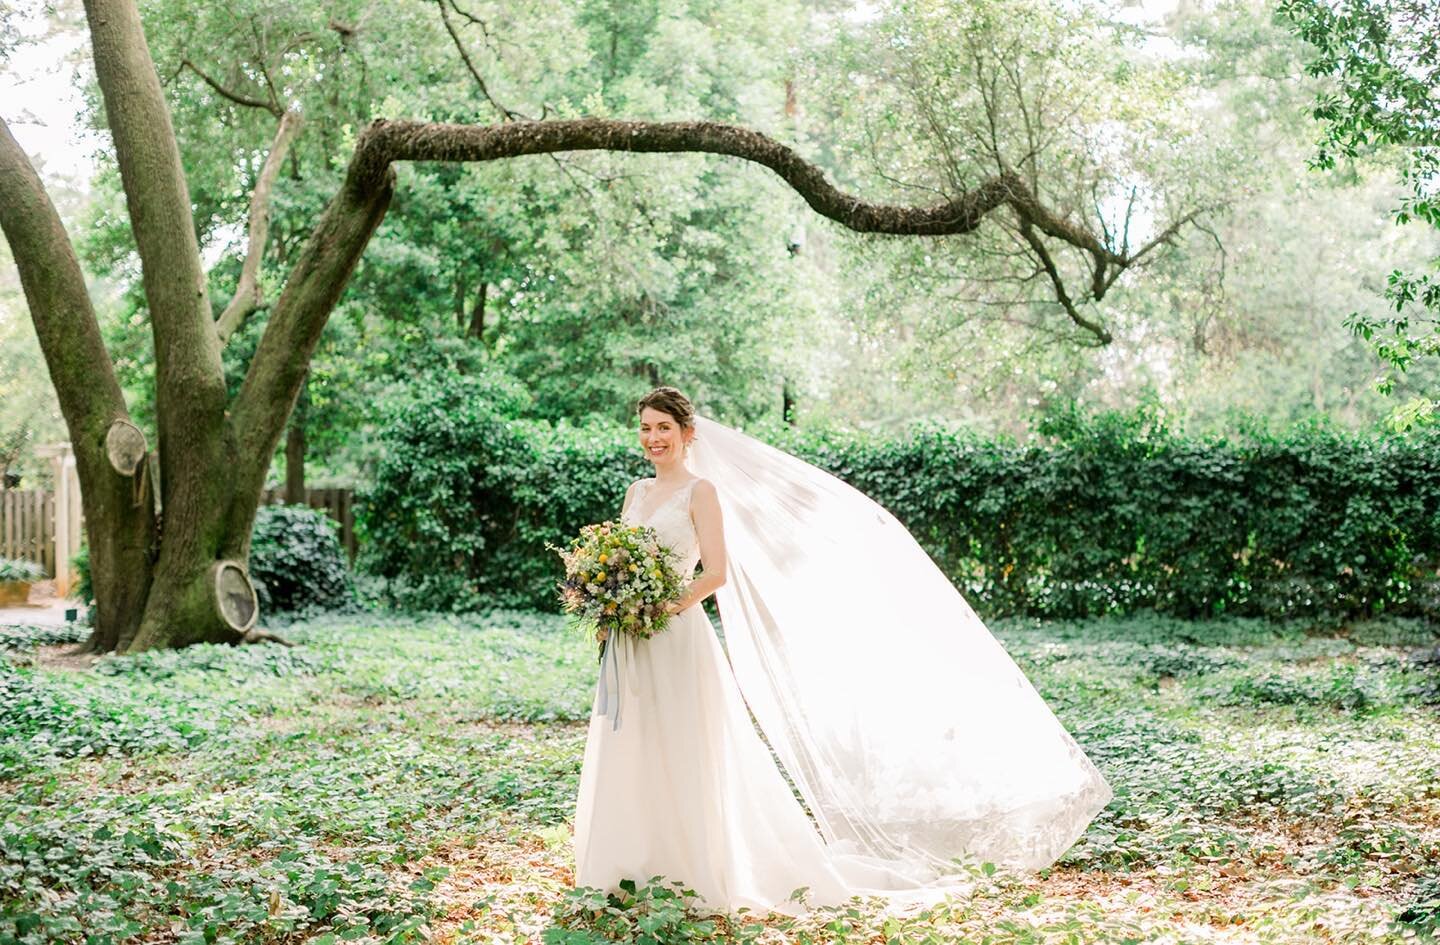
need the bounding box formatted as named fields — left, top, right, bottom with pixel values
left=573, top=469, right=1113, bottom=916
left=573, top=476, right=861, bottom=914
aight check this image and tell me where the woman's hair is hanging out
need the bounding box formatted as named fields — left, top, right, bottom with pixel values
left=636, top=386, right=696, bottom=428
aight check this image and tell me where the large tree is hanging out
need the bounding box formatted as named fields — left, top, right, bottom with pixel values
left=1280, top=0, right=1440, bottom=427
left=0, top=0, right=1198, bottom=652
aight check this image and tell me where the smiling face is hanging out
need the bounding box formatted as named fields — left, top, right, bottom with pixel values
left=638, top=406, right=694, bottom=470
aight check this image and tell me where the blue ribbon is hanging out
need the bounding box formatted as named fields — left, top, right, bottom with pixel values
left=595, top=631, right=623, bottom=731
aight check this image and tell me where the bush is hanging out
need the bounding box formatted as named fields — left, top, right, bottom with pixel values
left=357, top=370, right=563, bottom=611
left=250, top=504, right=354, bottom=616
left=358, top=399, right=1440, bottom=619
left=70, top=543, right=91, bottom=604
left=0, top=557, right=44, bottom=582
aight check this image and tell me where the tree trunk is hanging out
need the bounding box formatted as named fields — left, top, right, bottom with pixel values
left=79, top=0, right=256, bottom=652
left=468, top=280, right=487, bottom=340
left=0, top=118, right=159, bottom=654
left=454, top=270, right=467, bottom=332
left=285, top=421, right=306, bottom=505
left=83, top=447, right=159, bottom=653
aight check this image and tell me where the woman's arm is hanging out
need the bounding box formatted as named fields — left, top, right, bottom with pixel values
left=665, top=479, right=727, bottom=614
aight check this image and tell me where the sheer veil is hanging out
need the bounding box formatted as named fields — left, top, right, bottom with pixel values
left=686, top=414, right=1113, bottom=883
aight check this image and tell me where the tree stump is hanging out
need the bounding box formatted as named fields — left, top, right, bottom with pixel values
left=211, top=560, right=258, bottom=633
left=105, top=419, right=148, bottom=476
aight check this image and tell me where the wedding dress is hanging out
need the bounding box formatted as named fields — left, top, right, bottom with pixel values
left=572, top=416, right=1113, bottom=916
left=573, top=475, right=859, bottom=913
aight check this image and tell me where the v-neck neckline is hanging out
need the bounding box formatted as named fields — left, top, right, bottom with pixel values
left=632, top=476, right=696, bottom=523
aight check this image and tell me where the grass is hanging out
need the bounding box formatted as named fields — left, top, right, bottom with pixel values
left=0, top=610, right=1437, bottom=944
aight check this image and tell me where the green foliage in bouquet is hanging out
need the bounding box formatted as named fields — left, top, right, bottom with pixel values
left=548, top=521, right=684, bottom=644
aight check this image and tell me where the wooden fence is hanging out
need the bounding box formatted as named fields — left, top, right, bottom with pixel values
left=259, top=488, right=358, bottom=561
left=0, top=489, right=56, bottom=575
left=0, top=484, right=358, bottom=577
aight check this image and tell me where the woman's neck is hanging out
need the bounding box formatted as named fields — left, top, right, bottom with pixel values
left=652, top=463, right=692, bottom=484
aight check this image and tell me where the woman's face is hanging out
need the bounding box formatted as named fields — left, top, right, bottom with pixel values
left=638, top=407, right=693, bottom=470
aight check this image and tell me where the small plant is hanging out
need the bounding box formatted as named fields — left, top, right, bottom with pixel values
left=249, top=504, right=355, bottom=616
left=0, top=557, right=44, bottom=582
left=71, top=543, right=92, bottom=604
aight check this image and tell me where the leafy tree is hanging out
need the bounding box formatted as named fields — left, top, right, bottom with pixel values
left=0, top=0, right=1200, bottom=652
left=1280, top=0, right=1440, bottom=427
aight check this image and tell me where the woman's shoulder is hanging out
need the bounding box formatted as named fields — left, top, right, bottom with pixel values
left=685, top=476, right=717, bottom=500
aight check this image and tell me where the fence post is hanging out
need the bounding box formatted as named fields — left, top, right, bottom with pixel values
left=35, top=443, right=82, bottom=593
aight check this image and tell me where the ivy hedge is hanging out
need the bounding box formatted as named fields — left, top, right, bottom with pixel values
left=357, top=389, right=1440, bottom=620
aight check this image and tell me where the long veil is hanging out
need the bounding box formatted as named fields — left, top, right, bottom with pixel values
left=687, top=414, right=1112, bottom=881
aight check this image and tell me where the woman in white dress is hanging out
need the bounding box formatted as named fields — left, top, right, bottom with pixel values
left=572, top=387, right=1113, bottom=916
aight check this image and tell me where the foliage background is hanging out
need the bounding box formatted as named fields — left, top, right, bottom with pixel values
left=358, top=402, right=1440, bottom=620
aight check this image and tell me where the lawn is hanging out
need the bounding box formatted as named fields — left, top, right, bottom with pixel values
left=1, top=611, right=1437, bottom=944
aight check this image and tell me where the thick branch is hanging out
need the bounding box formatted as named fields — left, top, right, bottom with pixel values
left=232, top=115, right=1198, bottom=496
left=228, top=164, right=396, bottom=519
left=0, top=116, right=158, bottom=652
left=0, top=118, right=132, bottom=451
left=348, top=119, right=1028, bottom=235
left=217, top=108, right=303, bottom=343
left=84, top=0, right=229, bottom=562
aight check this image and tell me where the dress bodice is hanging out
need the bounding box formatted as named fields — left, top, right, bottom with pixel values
left=622, top=477, right=702, bottom=579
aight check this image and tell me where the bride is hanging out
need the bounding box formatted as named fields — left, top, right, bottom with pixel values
left=572, top=386, right=1112, bottom=916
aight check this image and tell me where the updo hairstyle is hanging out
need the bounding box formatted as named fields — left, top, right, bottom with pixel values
left=636, top=386, right=696, bottom=429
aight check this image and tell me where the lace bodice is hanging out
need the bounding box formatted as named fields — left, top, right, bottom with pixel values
left=622, top=477, right=702, bottom=579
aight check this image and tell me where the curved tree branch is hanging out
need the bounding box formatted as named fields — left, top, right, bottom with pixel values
left=346, top=119, right=1029, bottom=234
left=1018, top=219, right=1112, bottom=344
left=231, top=115, right=1203, bottom=495
left=180, top=58, right=282, bottom=117
left=216, top=107, right=303, bottom=344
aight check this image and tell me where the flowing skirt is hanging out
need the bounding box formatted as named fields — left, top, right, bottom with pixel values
left=573, top=605, right=861, bottom=915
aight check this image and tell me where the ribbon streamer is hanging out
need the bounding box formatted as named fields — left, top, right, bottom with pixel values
left=595, top=631, right=623, bottom=731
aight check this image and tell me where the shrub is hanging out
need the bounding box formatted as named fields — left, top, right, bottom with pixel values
left=0, top=557, right=44, bottom=582
left=358, top=399, right=1440, bottom=619
left=250, top=504, right=354, bottom=616
left=357, top=370, right=553, bottom=610
left=70, top=543, right=91, bottom=604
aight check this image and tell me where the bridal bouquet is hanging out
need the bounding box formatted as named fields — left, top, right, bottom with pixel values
left=547, top=521, right=683, bottom=648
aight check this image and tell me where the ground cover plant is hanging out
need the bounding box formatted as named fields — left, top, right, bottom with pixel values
left=1, top=611, right=1436, bottom=944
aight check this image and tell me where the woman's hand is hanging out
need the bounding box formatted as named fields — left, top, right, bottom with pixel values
left=663, top=599, right=684, bottom=616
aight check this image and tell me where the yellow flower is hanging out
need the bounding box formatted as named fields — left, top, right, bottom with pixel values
left=629, top=564, right=638, bottom=572
left=596, top=571, right=607, bottom=582
left=598, top=553, right=608, bottom=563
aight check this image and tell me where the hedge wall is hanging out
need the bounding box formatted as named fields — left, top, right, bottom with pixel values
left=357, top=393, right=1440, bottom=620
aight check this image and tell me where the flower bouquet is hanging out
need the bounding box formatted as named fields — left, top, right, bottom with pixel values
left=547, top=520, right=684, bottom=657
